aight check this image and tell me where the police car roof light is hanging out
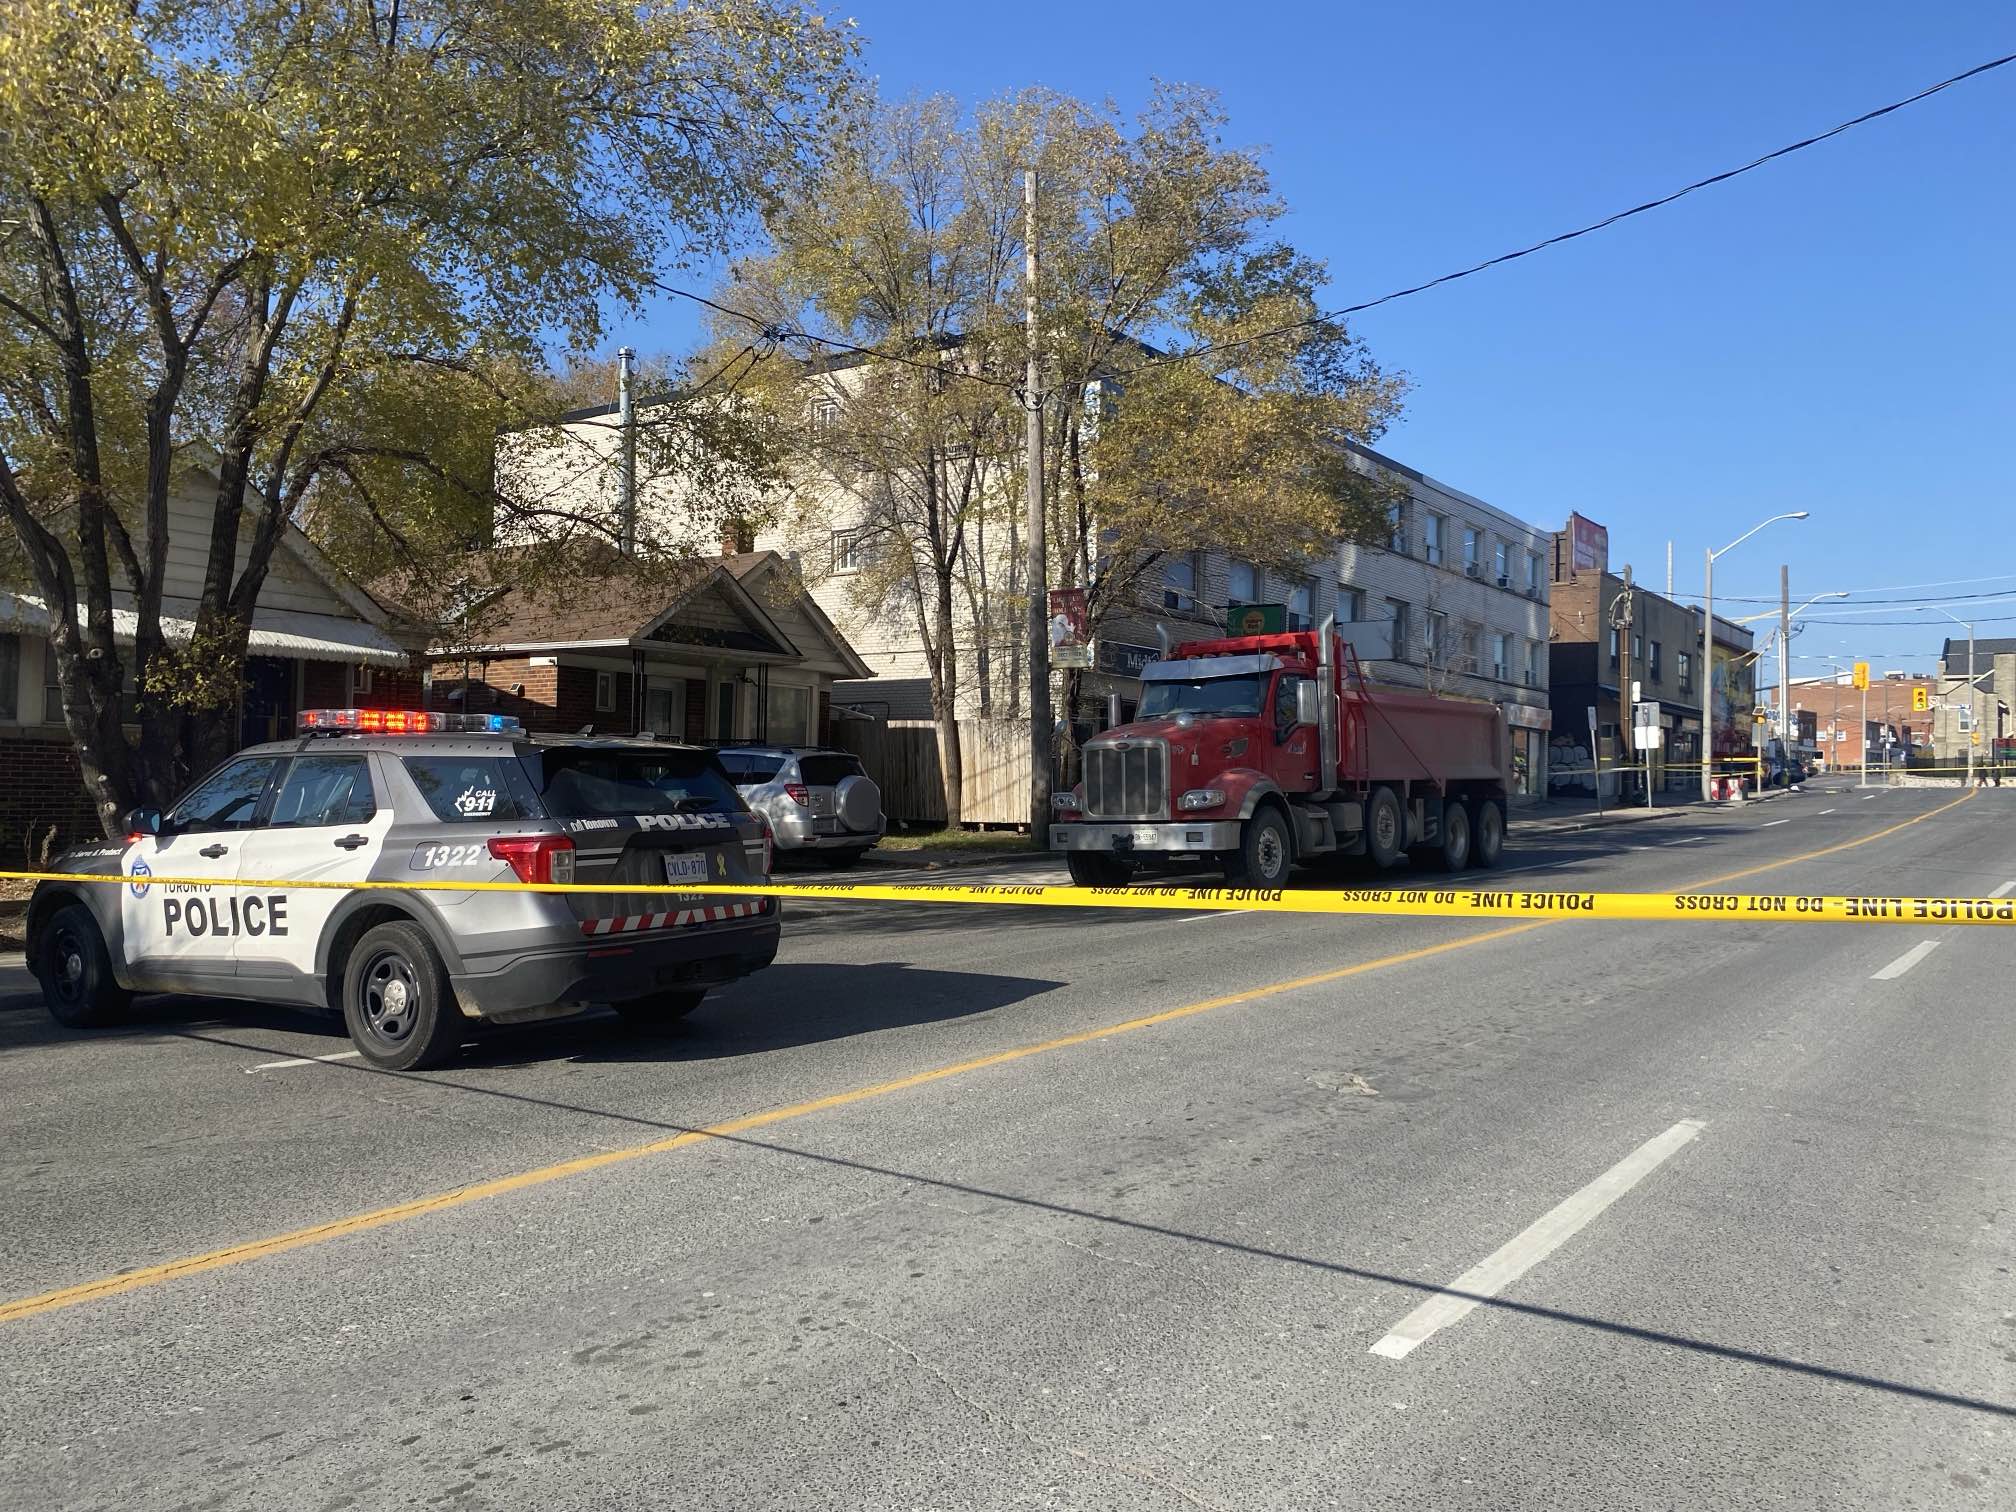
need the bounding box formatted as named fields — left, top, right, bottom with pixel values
left=298, top=708, right=523, bottom=735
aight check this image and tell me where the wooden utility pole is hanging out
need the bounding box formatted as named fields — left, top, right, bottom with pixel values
left=1023, top=169, right=1053, bottom=835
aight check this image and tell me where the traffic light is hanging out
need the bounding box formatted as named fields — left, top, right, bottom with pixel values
left=1852, top=661, right=1870, bottom=690
left=1912, top=686, right=1929, bottom=712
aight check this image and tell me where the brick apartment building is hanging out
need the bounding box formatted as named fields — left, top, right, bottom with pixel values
left=1545, top=513, right=1756, bottom=794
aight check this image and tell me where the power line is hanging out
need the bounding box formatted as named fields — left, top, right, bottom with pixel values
left=1110, top=50, right=2016, bottom=380
left=1669, top=584, right=2016, bottom=607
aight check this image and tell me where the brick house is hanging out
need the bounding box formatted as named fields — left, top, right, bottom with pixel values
left=413, top=546, right=871, bottom=744
left=0, top=466, right=417, bottom=852
left=1790, top=670, right=1940, bottom=769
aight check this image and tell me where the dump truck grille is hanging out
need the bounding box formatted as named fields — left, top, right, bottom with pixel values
left=1082, top=740, right=1168, bottom=820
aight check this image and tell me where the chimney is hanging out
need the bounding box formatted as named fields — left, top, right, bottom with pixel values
left=720, top=517, right=755, bottom=555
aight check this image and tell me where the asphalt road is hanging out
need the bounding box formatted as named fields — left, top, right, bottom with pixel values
left=2, top=778, right=2013, bottom=1510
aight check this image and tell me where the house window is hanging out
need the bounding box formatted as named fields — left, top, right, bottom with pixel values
left=1463, top=623, right=1482, bottom=671
left=0, top=634, right=17, bottom=721
left=1340, top=587, right=1366, bottom=623
left=1527, top=640, right=1542, bottom=688
left=1386, top=599, right=1411, bottom=661
left=594, top=670, right=616, bottom=713
left=1649, top=640, right=1663, bottom=681
left=1633, top=632, right=1644, bottom=665
left=811, top=396, right=840, bottom=429
left=1386, top=504, right=1407, bottom=553
left=1286, top=578, right=1315, bottom=630
left=1227, top=560, right=1259, bottom=606
left=349, top=665, right=373, bottom=704
left=1463, top=527, right=1481, bottom=572
left=1609, top=628, right=1620, bottom=667
left=1162, top=553, right=1199, bottom=612
left=1678, top=650, right=1693, bottom=692
left=1490, top=632, right=1510, bottom=680
left=832, top=528, right=865, bottom=574
left=1494, top=541, right=1510, bottom=583
left=765, top=683, right=811, bottom=745
left=1425, top=610, right=1446, bottom=659
left=1527, top=550, right=1544, bottom=590
left=1423, top=514, right=1444, bottom=566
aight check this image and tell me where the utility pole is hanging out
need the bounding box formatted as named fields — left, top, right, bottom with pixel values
left=1611, top=568, right=1634, bottom=805
left=1665, top=541, right=1673, bottom=598
left=1967, top=622, right=1977, bottom=786
left=1778, top=563, right=1790, bottom=774
left=617, top=346, right=637, bottom=556
left=1023, top=169, right=1053, bottom=836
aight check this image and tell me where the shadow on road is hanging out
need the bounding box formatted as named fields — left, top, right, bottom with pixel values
left=99, top=1037, right=2016, bottom=1423
left=3, top=959, right=1065, bottom=1068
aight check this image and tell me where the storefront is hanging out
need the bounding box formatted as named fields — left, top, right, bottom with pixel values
left=1505, top=701, right=1551, bottom=801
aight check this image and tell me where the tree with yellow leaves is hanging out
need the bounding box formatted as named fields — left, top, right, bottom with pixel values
left=0, top=0, right=854, bottom=835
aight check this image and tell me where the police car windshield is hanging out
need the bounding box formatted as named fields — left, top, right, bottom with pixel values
left=1137, top=675, right=1264, bottom=719
left=532, top=749, right=741, bottom=819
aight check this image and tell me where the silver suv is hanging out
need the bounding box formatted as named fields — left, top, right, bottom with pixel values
left=718, top=746, right=884, bottom=865
left=26, top=711, right=778, bottom=1070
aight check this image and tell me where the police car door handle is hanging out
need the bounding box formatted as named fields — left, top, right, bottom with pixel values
left=333, top=834, right=369, bottom=850
left=199, top=843, right=229, bottom=858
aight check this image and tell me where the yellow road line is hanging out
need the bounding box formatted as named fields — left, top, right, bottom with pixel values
left=1681, top=788, right=1973, bottom=890
left=0, top=922, right=1546, bottom=1326
left=0, top=786, right=1978, bottom=1327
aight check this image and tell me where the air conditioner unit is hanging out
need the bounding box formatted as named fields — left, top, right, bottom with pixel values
left=1464, top=563, right=1481, bottom=579
left=1524, top=585, right=1540, bottom=600
left=1496, top=574, right=1511, bottom=588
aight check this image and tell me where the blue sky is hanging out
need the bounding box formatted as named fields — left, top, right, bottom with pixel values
left=626, top=1, right=2014, bottom=678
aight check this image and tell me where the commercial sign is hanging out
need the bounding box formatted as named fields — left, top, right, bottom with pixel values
left=1226, top=602, right=1286, bottom=635
left=1567, top=512, right=1609, bottom=575
left=1048, top=588, right=1089, bottom=669
left=1095, top=639, right=1159, bottom=677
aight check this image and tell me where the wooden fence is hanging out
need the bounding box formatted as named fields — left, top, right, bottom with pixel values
left=831, top=717, right=1032, bottom=826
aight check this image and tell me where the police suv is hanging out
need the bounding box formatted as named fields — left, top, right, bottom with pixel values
left=26, top=710, right=779, bottom=1070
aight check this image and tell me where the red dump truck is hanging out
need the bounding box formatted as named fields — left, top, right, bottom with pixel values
left=1049, top=618, right=1511, bottom=886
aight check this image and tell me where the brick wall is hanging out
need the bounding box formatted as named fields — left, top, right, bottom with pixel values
left=425, top=656, right=632, bottom=734
left=302, top=661, right=425, bottom=711
left=0, top=735, right=101, bottom=857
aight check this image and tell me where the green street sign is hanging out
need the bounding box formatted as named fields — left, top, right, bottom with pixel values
left=1227, top=602, right=1286, bottom=634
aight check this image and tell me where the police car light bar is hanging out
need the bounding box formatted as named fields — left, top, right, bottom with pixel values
left=298, top=709, right=523, bottom=735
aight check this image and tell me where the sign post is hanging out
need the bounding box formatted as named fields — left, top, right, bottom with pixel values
left=1633, top=701, right=1662, bottom=810
left=1587, top=705, right=1602, bottom=817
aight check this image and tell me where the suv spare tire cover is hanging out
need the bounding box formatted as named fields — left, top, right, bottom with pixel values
left=836, top=773, right=882, bottom=833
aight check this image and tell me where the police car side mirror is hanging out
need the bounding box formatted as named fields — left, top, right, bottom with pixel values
left=125, top=806, right=163, bottom=837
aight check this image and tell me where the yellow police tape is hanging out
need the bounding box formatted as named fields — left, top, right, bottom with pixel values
left=4, top=868, right=2014, bottom=927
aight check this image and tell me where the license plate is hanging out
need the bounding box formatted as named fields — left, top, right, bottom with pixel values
left=662, top=852, right=710, bottom=884
left=1131, top=827, right=1159, bottom=846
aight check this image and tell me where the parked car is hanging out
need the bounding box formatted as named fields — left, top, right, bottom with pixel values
left=718, top=746, right=885, bottom=865
left=27, top=710, right=779, bottom=1070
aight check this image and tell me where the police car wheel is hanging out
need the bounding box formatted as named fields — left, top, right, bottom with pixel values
left=342, top=922, right=461, bottom=1071
left=612, top=988, right=707, bottom=1028
left=37, top=904, right=131, bottom=1029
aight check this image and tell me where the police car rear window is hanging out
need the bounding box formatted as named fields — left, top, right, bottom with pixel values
left=530, top=749, right=741, bottom=819
left=402, top=757, right=533, bottom=823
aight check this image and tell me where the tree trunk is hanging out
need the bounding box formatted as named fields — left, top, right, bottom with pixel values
left=933, top=575, right=963, bottom=827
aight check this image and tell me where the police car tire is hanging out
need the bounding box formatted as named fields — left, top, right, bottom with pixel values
left=37, top=903, right=131, bottom=1029
left=612, top=988, right=707, bottom=1027
left=342, top=921, right=462, bottom=1072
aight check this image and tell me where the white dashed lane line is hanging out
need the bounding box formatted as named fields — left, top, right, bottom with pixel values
left=1762, top=819, right=1790, bottom=828
left=1369, top=1120, right=1707, bottom=1361
left=1870, top=940, right=1941, bottom=981
left=1990, top=880, right=2016, bottom=899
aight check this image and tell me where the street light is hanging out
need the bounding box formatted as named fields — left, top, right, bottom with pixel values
left=1923, top=605, right=1977, bottom=784
left=1735, top=590, right=1849, bottom=766
left=1701, top=512, right=1809, bottom=800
